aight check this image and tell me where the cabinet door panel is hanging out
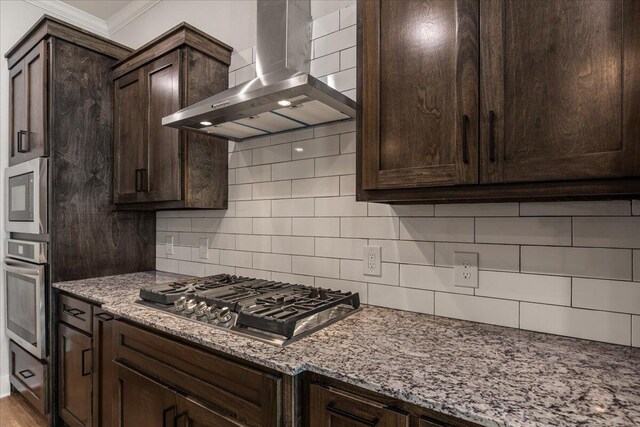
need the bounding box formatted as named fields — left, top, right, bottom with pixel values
left=142, top=50, right=181, bottom=203
left=176, top=396, right=244, bottom=427
left=114, top=68, right=146, bottom=203
left=93, top=310, right=114, bottom=427
left=58, top=324, right=92, bottom=427
left=480, top=0, right=640, bottom=183
left=9, top=60, right=27, bottom=164
left=361, top=0, right=479, bottom=190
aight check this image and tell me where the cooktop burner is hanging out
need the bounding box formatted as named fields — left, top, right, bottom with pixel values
left=136, top=274, right=361, bottom=346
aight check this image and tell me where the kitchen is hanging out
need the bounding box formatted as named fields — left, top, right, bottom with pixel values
left=0, top=0, right=639, bottom=426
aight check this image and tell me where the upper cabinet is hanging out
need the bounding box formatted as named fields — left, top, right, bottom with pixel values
left=358, top=0, right=640, bottom=203
left=112, top=24, right=233, bottom=210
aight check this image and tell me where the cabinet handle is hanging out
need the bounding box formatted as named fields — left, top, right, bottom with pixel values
left=63, top=306, right=85, bottom=318
left=81, top=348, right=92, bottom=376
left=140, top=168, right=148, bottom=192
left=461, top=115, right=470, bottom=164
left=488, top=110, right=496, bottom=162
left=326, top=402, right=380, bottom=426
left=162, top=405, right=176, bottom=427
left=18, top=369, right=35, bottom=379
left=174, top=411, right=186, bottom=427
left=95, top=312, right=114, bottom=321
left=17, top=130, right=28, bottom=153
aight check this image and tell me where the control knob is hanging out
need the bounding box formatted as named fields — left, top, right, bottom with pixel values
left=203, top=305, right=217, bottom=321
left=194, top=301, right=208, bottom=317
left=184, top=299, right=197, bottom=314
left=216, top=306, right=232, bottom=323
left=173, top=296, right=187, bottom=311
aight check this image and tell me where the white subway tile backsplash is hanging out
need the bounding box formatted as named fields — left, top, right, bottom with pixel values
left=521, top=246, right=632, bottom=280
left=252, top=143, right=291, bottom=165
left=313, top=120, right=355, bottom=137
left=270, top=128, right=313, bottom=145
left=341, top=217, right=399, bottom=239
left=229, top=46, right=253, bottom=72
left=157, top=257, right=179, bottom=273
left=400, top=218, right=473, bottom=242
left=368, top=203, right=435, bottom=217
left=191, top=218, right=219, bottom=233
left=167, top=218, right=191, bottom=232
left=322, top=68, right=356, bottom=92
left=253, top=253, right=291, bottom=273
left=236, top=268, right=271, bottom=279
left=312, top=9, right=339, bottom=39
left=206, top=233, right=236, bottom=250
left=190, top=247, right=220, bottom=264
left=253, top=218, right=292, bottom=235
left=292, top=218, right=340, bottom=237
left=272, top=236, right=315, bottom=256
left=434, top=242, right=519, bottom=272
left=368, top=284, right=434, bottom=314
left=228, top=150, right=252, bottom=168
left=252, top=181, right=291, bottom=200
left=573, top=217, right=640, bottom=249
left=179, top=261, right=205, bottom=277
left=315, top=196, right=366, bottom=217
left=339, top=4, right=356, bottom=28
left=205, top=264, right=236, bottom=276
left=339, top=132, right=355, bottom=154
left=167, top=245, right=191, bottom=261
left=236, top=235, right=271, bottom=253
left=236, top=165, right=271, bottom=184
left=477, top=271, right=571, bottom=306
left=573, top=278, right=640, bottom=315
left=310, top=52, right=340, bottom=77
left=292, top=135, right=340, bottom=160
left=340, top=259, right=399, bottom=285
left=476, top=217, right=571, bottom=246
left=314, top=25, right=356, bottom=58
left=435, top=203, right=519, bottom=217
left=315, top=237, right=366, bottom=259
left=435, top=294, right=519, bottom=328
left=292, top=256, right=340, bottom=278
left=520, top=303, right=631, bottom=346
left=400, top=265, right=473, bottom=295
left=272, top=198, right=314, bottom=217
left=340, top=46, right=356, bottom=70
left=229, top=184, right=252, bottom=201
left=633, top=316, right=640, bottom=347
left=235, top=63, right=256, bottom=84
left=521, top=201, right=631, bottom=216
left=272, top=272, right=315, bottom=287
left=370, top=239, right=434, bottom=265
left=340, top=175, right=355, bottom=196
left=272, top=159, right=315, bottom=181
left=634, top=251, right=640, bottom=282
left=317, top=278, right=367, bottom=303
left=235, top=200, right=271, bottom=217
left=292, top=177, right=340, bottom=197
left=315, top=154, right=356, bottom=177
left=177, top=232, right=203, bottom=247
left=219, top=250, right=253, bottom=268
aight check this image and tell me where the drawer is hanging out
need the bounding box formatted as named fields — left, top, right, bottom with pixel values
left=59, top=294, right=93, bottom=334
left=9, top=340, right=48, bottom=415
left=113, top=320, right=280, bottom=427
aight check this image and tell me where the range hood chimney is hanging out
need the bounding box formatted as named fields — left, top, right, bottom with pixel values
left=162, top=0, right=356, bottom=141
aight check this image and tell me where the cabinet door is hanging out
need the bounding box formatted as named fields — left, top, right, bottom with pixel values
left=141, top=50, right=181, bottom=203
left=58, top=323, right=93, bottom=427
left=175, top=396, right=244, bottom=427
left=114, top=68, right=146, bottom=203
left=360, top=0, right=479, bottom=190
left=480, top=0, right=640, bottom=183
left=309, top=384, right=409, bottom=427
left=113, top=363, right=176, bottom=427
left=93, top=310, right=114, bottom=427
left=9, top=40, right=47, bottom=166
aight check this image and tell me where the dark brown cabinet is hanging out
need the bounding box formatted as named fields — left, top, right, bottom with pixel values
left=358, top=0, right=640, bottom=203
left=112, top=24, right=232, bottom=210
left=9, top=340, right=48, bottom=415
left=9, top=39, right=47, bottom=166
left=58, top=323, right=92, bottom=427
left=92, top=309, right=115, bottom=427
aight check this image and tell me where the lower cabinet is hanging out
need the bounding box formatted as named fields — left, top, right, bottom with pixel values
left=58, top=323, right=92, bottom=427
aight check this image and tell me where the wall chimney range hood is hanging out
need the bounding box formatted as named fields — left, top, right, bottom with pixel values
left=162, top=0, right=356, bottom=141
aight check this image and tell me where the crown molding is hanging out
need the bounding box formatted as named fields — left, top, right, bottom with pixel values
left=23, top=0, right=109, bottom=37
left=107, top=0, right=161, bottom=35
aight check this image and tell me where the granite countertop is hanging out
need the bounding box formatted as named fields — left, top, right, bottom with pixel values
left=54, top=271, right=640, bottom=427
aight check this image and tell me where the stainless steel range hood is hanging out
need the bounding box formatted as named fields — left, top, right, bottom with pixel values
left=162, top=0, right=356, bottom=141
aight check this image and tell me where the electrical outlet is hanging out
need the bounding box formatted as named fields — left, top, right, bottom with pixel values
left=363, top=245, right=381, bottom=276
left=199, top=238, right=209, bottom=259
left=165, top=235, right=174, bottom=255
left=454, top=251, right=478, bottom=288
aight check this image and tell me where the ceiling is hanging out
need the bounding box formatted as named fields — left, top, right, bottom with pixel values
left=61, top=0, right=132, bottom=20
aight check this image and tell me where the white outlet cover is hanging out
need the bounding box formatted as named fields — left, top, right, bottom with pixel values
left=363, top=245, right=381, bottom=276
left=165, top=235, right=174, bottom=255
left=199, top=238, right=209, bottom=259
left=454, top=251, right=478, bottom=288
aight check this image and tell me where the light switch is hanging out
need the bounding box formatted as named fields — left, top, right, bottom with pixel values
left=199, top=238, right=209, bottom=259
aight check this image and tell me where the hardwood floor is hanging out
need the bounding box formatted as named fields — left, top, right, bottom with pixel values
left=0, top=393, right=48, bottom=427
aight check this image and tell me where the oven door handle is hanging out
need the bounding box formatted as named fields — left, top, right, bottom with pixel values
left=3, top=260, right=42, bottom=278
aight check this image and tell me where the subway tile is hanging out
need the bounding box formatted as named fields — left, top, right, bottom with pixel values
left=190, top=247, right=220, bottom=265
left=157, top=258, right=180, bottom=273
left=191, top=218, right=219, bottom=233
left=272, top=272, right=315, bottom=287
left=228, top=169, right=236, bottom=185
left=155, top=244, right=166, bottom=258
left=316, top=278, right=367, bottom=303
left=270, top=128, right=313, bottom=144
left=177, top=232, right=204, bottom=247
left=236, top=234, right=271, bottom=253
left=313, top=120, right=355, bottom=137
left=252, top=143, right=291, bottom=165
left=341, top=217, right=400, bottom=239
left=156, top=218, right=168, bottom=231
left=292, top=135, right=340, bottom=160
left=229, top=184, right=252, bottom=201
left=219, top=250, right=253, bottom=268
left=400, top=218, right=473, bottom=242
left=521, top=246, right=632, bottom=280
left=252, top=218, right=292, bottom=235
left=339, top=132, right=355, bottom=154
left=292, top=256, right=340, bottom=278
left=227, top=71, right=235, bottom=88
left=167, top=218, right=191, bottom=232
left=340, top=46, right=356, bottom=70
left=340, top=259, right=399, bottom=286
left=368, top=204, right=435, bottom=217
left=310, top=52, right=340, bottom=77
left=573, top=278, right=640, bottom=315
left=340, top=4, right=356, bottom=28
left=235, top=200, right=271, bottom=217
left=477, top=271, right=571, bottom=306
left=229, top=135, right=270, bottom=152
left=521, top=201, right=631, bottom=216
left=292, top=218, right=340, bottom=237
left=178, top=261, right=205, bottom=277
left=633, top=316, right=640, bottom=347
left=205, top=233, right=236, bottom=250
left=321, top=68, right=356, bottom=92
left=520, top=303, right=631, bottom=346
left=272, top=198, right=315, bottom=217
left=400, top=265, right=473, bottom=295
left=368, top=284, right=434, bottom=314
left=272, top=159, right=315, bottom=181
left=183, top=207, right=235, bottom=218
left=315, top=196, right=367, bottom=217
left=272, top=236, right=315, bottom=256
left=167, top=245, right=191, bottom=261
left=434, top=243, right=519, bottom=272
left=292, top=177, right=340, bottom=197
left=314, top=25, right=356, bottom=58
left=342, top=89, right=356, bottom=101
left=370, top=239, right=434, bottom=265
left=435, top=203, right=519, bottom=217
left=312, top=9, right=339, bottom=39
left=218, top=218, right=252, bottom=234
left=235, top=64, right=256, bottom=84
left=236, top=165, right=271, bottom=184
left=205, top=264, right=236, bottom=276
left=573, top=217, right=640, bottom=248
left=252, top=181, right=291, bottom=200
left=229, top=46, right=253, bottom=71
left=315, top=237, right=366, bottom=259
left=634, top=251, right=640, bottom=282
left=236, top=268, right=271, bottom=280
left=476, top=217, right=571, bottom=246
left=253, top=253, right=291, bottom=273
left=228, top=150, right=252, bottom=168
left=315, top=154, right=356, bottom=177
left=340, top=175, right=355, bottom=196
left=435, top=294, right=519, bottom=328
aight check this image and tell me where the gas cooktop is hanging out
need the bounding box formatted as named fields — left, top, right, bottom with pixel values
left=136, top=274, right=361, bottom=346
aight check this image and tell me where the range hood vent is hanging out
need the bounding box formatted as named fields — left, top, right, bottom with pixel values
left=162, top=0, right=356, bottom=141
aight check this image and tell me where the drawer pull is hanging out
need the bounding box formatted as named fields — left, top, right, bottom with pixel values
left=162, top=405, right=176, bottom=427
left=18, top=369, right=35, bottom=379
left=461, top=114, right=470, bottom=164
left=17, top=130, right=29, bottom=153
left=63, top=306, right=85, bottom=318
left=326, top=402, right=380, bottom=426
left=488, top=110, right=496, bottom=162
left=95, top=312, right=114, bottom=321
left=81, top=348, right=92, bottom=376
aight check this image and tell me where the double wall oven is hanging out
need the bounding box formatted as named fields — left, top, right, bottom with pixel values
left=4, top=157, right=49, bottom=360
